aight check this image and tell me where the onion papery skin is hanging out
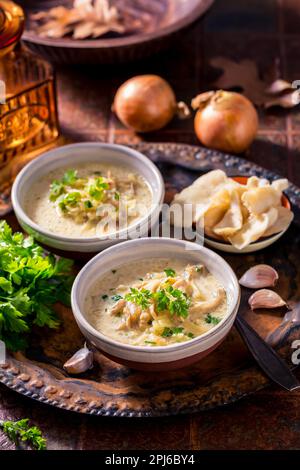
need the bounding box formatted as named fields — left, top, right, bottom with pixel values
left=113, top=75, right=177, bottom=133
left=193, top=90, right=258, bottom=154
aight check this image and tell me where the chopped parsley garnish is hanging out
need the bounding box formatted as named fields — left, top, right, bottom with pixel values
left=62, top=169, right=78, bottom=185
left=58, top=191, right=81, bottom=212
left=114, top=192, right=120, bottom=201
left=144, top=341, right=156, bottom=345
left=161, top=327, right=184, bottom=337
left=187, top=332, right=195, bottom=338
left=111, top=294, right=123, bottom=302
left=101, top=294, right=108, bottom=300
left=49, top=179, right=65, bottom=202
left=205, top=313, right=221, bottom=325
left=154, top=286, right=190, bottom=318
left=125, top=288, right=152, bottom=310
left=49, top=170, right=113, bottom=215
left=195, top=266, right=202, bottom=273
left=164, top=268, right=176, bottom=277
left=84, top=200, right=93, bottom=209
left=88, top=185, right=104, bottom=201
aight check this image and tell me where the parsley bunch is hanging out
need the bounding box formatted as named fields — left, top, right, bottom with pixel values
left=0, top=221, right=74, bottom=351
left=1, top=418, right=46, bottom=450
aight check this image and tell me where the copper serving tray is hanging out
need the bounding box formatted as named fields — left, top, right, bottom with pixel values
left=0, top=142, right=300, bottom=417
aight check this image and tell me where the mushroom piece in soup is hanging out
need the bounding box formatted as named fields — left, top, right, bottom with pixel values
left=85, top=258, right=228, bottom=347
left=24, top=163, right=153, bottom=238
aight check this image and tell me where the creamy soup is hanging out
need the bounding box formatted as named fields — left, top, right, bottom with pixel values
left=24, top=163, right=153, bottom=238
left=85, top=258, right=228, bottom=347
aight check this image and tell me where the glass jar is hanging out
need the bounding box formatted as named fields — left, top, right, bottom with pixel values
left=0, top=0, right=59, bottom=167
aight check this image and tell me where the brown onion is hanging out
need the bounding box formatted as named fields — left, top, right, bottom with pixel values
left=192, top=90, right=258, bottom=153
left=112, top=75, right=178, bottom=133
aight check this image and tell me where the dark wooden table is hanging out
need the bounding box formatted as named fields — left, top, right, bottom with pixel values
left=1, top=0, right=300, bottom=450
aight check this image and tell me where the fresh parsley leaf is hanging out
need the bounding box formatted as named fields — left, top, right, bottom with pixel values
left=0, top=277, right=13, bottom=294
left=125, top=288, right=152, bottom=310
left=49, top=179, right=65, bottom=202
left=195, top=266, right=202, bottom=273
left=161, top=327, right=184, bottom=337
left=1, top=418, right=46, bottom=450
left=164, top=268, right=176, bottom=277
left=62, top=192, right=81, bottom=207
left=111, top=294, right=123, bottom=301
left=62, top=169, right=78, bottom=185
left=144, top=341, right=156, bottom=345
left=154, top=286, right=190, bottom=318
left=95, top=177, right=110, bottom=190
left=89, top=185, right=104, bottom=201
left=205, top=313, right=221, bottom=325
left=114, top=192, right=120, bottom=201
left=187, top=332, right=194, bottom=338
left=84, top=200, right=93, bottom=209
left=88, top=177, right=110, bottom=201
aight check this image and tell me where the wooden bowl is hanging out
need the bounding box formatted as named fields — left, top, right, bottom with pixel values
left=21, top=0, right=214, bottom=64
left=204, top=175, right=292, bottom=254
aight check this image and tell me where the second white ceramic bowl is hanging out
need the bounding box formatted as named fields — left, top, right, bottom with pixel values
left=12, top=143, right=165, bottom=253
left=71, top=237, right=241, bottom=371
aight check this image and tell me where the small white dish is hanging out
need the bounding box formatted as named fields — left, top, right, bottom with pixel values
left=11, top=142, right=164, bottom=253
left=205, top=227, right=291, bottom=254
left=71, top=237, right=241, bottom=371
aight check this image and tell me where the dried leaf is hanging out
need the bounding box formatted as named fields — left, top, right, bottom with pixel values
left=210, top=57, right=267, bottom=106
left=210, top=57, right=300, bottom=109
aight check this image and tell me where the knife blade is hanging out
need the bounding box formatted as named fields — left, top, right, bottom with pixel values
left=235, top=313, right=300, bottom=391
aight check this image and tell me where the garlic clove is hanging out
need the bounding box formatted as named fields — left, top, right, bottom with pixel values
left=239, top=264, right=279, bottom=289
left=248, top=289, right=286, bottom=310
left=63, top=343, right=94, bottom=374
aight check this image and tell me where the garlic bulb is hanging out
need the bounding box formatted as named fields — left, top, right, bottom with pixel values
left=239, top=265, right=279, bottom=289
left=63, top=343, right=93, bottom=374
left=248, top=289, right=286, bottom=310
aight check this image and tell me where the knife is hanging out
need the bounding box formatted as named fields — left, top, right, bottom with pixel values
left=235, top=313, right=300, bottom=391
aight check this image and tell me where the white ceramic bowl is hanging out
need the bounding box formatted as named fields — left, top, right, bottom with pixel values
left=71, top=237, right=241, bottom=371
left=12, top=143, right=164, bottom=253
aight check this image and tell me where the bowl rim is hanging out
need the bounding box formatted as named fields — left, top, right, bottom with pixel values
left=71, top=237, right=241, bottom=354
left=11, top=142, right=164, bottom=245
left=204, top=174, right=292, bottom=246
left=23, top=0, right=214, bottom=49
